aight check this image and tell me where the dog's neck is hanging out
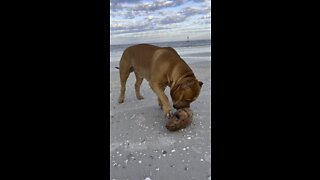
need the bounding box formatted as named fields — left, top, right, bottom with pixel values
left=169, top=71, right=195, bottom=92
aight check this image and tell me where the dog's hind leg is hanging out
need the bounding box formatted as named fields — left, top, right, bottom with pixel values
left=118, top=70, right=130, bottom=103
left=118, top=53, right=132, bottom=104
left=134, top=73, right=144, bottom=100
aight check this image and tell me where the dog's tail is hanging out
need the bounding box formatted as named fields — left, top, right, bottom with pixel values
left=115, top=67, right=119, bottom=69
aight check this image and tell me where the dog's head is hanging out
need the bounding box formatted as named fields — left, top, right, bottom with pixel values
left=170, top=78, right=203, bottom=109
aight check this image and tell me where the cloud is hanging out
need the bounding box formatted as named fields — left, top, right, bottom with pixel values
left=124, top=11, right=136, bottom=19
left=200, top=14, right=211, bottom=19
left=159, top=14, right=187, bottom=24
left=191, top=0, right=206, bottom=2
left=111, top=20, right=169, bottom=34
left=110, top=0, right=211, bottom=44
left=179, top=7, right=211, bottom=17
left=157, top=7, right=210, bottom=25
left=132, top=0, right=184, bottom=11
left=110, top=3, right=123, bottom=12
left=110, top=0, right=142, bottom=4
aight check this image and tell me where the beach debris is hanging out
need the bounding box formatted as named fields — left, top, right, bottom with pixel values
left=166, top=108, right=193, bottom=131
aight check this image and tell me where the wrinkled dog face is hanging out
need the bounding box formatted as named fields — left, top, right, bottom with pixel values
left=171, top=80, right=203, bottom=109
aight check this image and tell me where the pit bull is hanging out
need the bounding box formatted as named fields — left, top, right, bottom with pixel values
left=117, top=44, right=203, bottom=118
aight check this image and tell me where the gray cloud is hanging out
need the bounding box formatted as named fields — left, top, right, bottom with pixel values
left=132, top=0, right=184, bottom=11
left=159, top=14, right=187, bottom=24
left=157, top=7, right=210, bottom=25
left=200, top=14, right=211, bottom=19
left=110, top=0, right=211, bottom=34
left=110, top=0, right=143, bottom=12
left=191, top=0, right=206, bottom=2
left=124, top=11, right=136, bottom=19
left=179, top=7, right=210, bottom=17
left=110, top=0, right=142, bottom=4
left=111, top=21, right=169, bottom=34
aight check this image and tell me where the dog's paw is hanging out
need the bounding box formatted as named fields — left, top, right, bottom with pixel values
left=137, top=95, right=144, bottom=100
left=118, top=98, right=124, bottom=104
left=166, top=110, right=173, bottom=119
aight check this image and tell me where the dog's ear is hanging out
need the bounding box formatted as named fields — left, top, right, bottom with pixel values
left=199, top=81, right=203, bottom=87
left=181, top=80, right=195, bottom=89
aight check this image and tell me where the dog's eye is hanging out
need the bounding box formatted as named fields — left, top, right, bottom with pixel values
left=175, top=114, right=180, bottom=119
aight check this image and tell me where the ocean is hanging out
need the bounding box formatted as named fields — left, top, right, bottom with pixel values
left=110, top=39, right=211, bottom=64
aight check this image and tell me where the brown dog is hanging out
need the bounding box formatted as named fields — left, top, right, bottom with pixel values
left=117, top=44, right=203, bottom=118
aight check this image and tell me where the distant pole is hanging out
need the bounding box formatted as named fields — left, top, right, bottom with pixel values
left=187, top=36, right=189, bottom=47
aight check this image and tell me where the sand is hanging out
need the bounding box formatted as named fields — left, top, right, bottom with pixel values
left=110, top=59, right=211, bottom=180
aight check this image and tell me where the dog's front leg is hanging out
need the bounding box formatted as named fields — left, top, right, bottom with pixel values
left=149, top=82, right=173, bottom=118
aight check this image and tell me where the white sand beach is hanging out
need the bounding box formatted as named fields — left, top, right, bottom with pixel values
left=110, top=47, right=211, bottom=180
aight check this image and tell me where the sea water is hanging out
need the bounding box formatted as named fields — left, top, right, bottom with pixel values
left=110, top=39, right=211, bottom=64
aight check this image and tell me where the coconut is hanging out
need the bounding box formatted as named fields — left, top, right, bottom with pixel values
left=166, top=108, right=193, bottom=131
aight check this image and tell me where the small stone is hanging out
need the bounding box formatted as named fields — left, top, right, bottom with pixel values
left=162, top=150, right=167, bottom=154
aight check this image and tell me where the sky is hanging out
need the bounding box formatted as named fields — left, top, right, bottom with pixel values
left=110, top=0, right=211, bottom=45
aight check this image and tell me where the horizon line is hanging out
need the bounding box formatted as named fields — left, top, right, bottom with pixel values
left=110, top=38, right=211, bottom=46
